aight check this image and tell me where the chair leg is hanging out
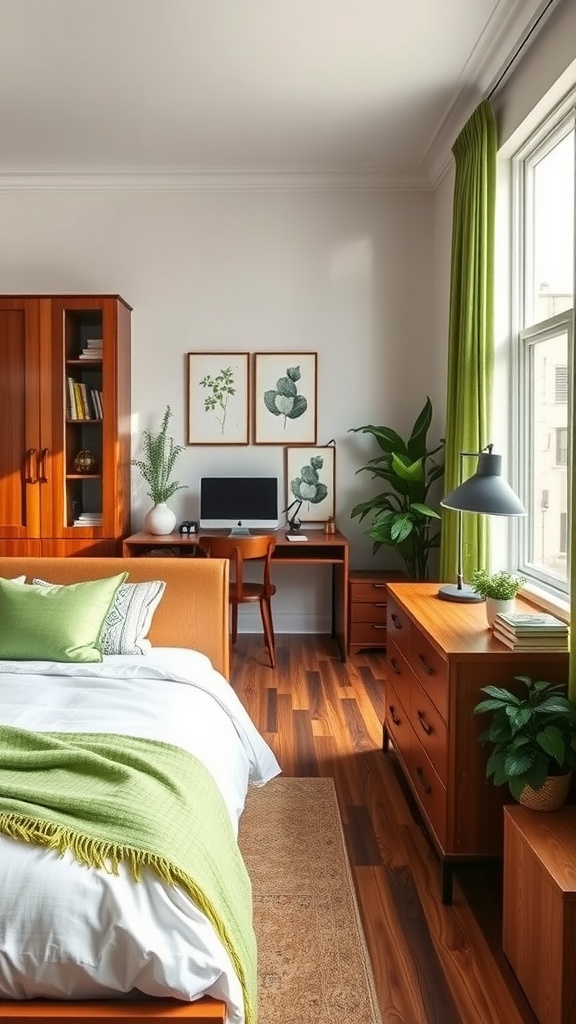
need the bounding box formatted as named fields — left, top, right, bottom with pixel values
left=259, top=598, right=276, bottom=668
left=231, top=602, right=239, bottom=644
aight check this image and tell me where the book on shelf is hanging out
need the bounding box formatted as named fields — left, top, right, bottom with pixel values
left=73, top=513, right=103, bottom=527
left=493, top=628, right=569, bottom=651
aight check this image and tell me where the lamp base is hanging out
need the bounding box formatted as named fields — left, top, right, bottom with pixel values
left=437, top=583, right=484, bottom=603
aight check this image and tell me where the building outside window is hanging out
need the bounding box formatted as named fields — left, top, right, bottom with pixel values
left=511, top=98, right=575, bottom=596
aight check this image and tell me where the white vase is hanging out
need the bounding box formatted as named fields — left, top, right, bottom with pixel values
left=485, top=597, right=514, bottom=627
left=144, top=503, right=177, bottom=536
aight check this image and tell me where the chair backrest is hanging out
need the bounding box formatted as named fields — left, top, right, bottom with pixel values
left=199, top=534, right=276, bottom=603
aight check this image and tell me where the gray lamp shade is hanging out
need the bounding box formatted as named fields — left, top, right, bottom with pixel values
left=440, top=452, right=526, bottom=516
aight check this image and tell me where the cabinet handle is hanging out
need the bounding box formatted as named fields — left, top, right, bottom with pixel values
left=371, top=624, right=386, bottom=630
left=415, top=767, right=432, bottom=793
left=417, top=653, right=435, bottom=676
left=372, top=584, right=387, bottom=589
left=417, top=710, right=433, bottom=735
left=38, top=448, right=49, bottom=483
left=390, top=613, right=402, bottom=629
left=388, top=705, right=401, bottom=726
left=389, top=657, right=401, bottom=676
left=25, top=448, right=38, bottom=484
left=373, top=602, right=387, bottom=608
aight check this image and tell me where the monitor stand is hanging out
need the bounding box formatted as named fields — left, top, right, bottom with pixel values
left=229, top=527, right=251, bottom=537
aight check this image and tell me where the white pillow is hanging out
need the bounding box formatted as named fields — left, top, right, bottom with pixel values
left=32, top=578, right=166, bottom=655
left=3, top=576, right=26, bottom=583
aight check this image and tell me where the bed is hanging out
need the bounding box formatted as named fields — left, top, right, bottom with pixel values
left=0, top=556, right=280, bottom=1024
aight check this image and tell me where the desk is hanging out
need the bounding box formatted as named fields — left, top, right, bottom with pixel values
left=122, top=529, right=350, bottom=660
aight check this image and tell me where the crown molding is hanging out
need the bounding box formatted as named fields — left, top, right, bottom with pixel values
left=422, top=0, right=562, bottom=188
left=0, top=167, right=432, bottom=194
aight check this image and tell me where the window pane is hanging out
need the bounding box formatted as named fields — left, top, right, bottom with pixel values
left=529, top=132, right=574, bottom=324
left=523, top=330, right=569, bottom=583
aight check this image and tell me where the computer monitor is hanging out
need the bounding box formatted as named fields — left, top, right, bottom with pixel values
left=199, top=477, right=279, bottom=535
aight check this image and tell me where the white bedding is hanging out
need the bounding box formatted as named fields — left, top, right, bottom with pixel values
left=0, top=647, right=281, bottom=1022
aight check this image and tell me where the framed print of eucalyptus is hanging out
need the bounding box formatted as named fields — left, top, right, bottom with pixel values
left=285, top=444, right=335, bottom=522
left=254, top=352, right=317, bottom=445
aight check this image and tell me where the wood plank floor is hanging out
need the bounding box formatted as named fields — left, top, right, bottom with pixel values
left=231, top=633, right=538, bottom=1024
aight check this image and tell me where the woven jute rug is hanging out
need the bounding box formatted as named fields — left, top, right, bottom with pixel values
left=238, top=776, right=382, bottom=1024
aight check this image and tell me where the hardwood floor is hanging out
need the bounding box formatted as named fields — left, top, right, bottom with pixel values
left=231, top=633, right=538, bottom=1024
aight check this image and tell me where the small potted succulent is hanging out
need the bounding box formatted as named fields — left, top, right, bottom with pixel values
left=471, top=568, right=525, bottom=626
left=473, top=674, right=576, bottom=810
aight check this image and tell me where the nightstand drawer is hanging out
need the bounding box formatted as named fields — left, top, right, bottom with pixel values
left=408, top=629, right=448, bottom=721
left=350, top=581, right=390, bottom=603
left=350, top=622, right=388, bottom=646
left=350, top=601, right=388, bottom=623
left=387, top=596, right=412, bottom=660
left=409, top=676, right=448, bottom=784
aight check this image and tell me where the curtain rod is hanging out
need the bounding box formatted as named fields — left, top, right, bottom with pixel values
left=486, top=0, right=560, bottom=101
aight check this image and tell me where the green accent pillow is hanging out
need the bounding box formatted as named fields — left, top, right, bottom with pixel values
left=0, top=573, right=127, bottom=663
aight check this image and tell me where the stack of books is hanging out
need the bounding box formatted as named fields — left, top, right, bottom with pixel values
left=493, top=611, right=569, bottom=651
left=73, top=511, right=103, bottom=527
left=78, top=339, right=103, bottom=359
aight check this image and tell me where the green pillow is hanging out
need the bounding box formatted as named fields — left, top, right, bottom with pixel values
left=0, top=573, right=127, bottom=663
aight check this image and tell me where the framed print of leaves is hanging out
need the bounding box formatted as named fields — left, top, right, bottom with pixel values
left=254, top=352, right=317, bottom=444
left=286, top=445, right=335, bottom=522
left=188, top=352, right=249, bottom=445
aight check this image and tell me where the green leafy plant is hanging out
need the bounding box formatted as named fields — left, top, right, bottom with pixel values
left=349, top=397, right=444, bottom=580
left=132, top=405, right=188, bottom=505
left=263, top=365, right=307, bottom=427
left=473, top=675, right=576, bottom=800
left=199, top=366, right=236, bottom=435
left=471, top=568, right=525, bottom=600
left=290, top=455, right=328, bottom=508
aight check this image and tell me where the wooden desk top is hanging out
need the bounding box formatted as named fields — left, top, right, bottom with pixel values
left=124, top=529, right=349, bottom=549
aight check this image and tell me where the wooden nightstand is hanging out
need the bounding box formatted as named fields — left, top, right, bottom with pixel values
left=503, top=805, right=576, bottom=1024
left=348, top=570, right=405, bottom=655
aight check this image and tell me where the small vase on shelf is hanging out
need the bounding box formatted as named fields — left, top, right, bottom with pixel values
left=144, top=503, right=177, bottom=536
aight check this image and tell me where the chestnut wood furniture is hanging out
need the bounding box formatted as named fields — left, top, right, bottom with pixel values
left=0, top=554, right=230, bottom=1022
left=348, top=569, right=405, bottom=654
left=0, top=295, right=131, bottom=557
left=383, top=582, right=569, bottom=903
left=199, top=533, right=277, bottom=667
left=503, top=805, right=576, bottom=1024
left=123, top=528, right=350, bottom=660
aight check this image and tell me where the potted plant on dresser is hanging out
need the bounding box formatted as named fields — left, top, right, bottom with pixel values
left=473, top=674, right=576, bottom=810
left=132, top=405, right=188, bottom=535
left=471, top=568, right=525, bottom=626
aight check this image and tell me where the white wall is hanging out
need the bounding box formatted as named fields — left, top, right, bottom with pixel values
left=0, top=185, right=438, bottom=630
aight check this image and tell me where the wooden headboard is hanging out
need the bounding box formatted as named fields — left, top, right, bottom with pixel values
left=0, top=556, right=230, bottom=680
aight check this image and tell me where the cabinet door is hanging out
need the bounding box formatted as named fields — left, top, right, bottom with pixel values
left=0, top=298, right=41, bottom=541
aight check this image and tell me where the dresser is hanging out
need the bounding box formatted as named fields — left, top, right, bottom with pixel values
left=384, top=583, right=569, bottom=903
left=348, top=570, right=405, bottom=654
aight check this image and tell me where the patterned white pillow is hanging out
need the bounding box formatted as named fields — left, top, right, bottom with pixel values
left=32, top=578, right=166, bottom=655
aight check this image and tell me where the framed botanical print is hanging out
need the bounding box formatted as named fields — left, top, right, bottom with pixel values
left=187, top=352, right=249, bottom=445
left=285, top=445, right=335, bottom=522
left=253, top=352, right=317, bottom=445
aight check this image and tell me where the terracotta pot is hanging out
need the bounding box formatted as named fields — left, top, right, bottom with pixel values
left=519, top=772, right=572, bottom=811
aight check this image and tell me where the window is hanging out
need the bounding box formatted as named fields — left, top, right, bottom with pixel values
left=511, top=99, right=575, bottom=596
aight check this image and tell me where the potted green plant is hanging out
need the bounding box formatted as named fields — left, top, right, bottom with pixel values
left=132, top=405, right=188, bottom=535
left=471, top=568, right=525, bottom=626
left=473, top=674, right=576, bottom=810
left=349, top=397, right=444, bottom=580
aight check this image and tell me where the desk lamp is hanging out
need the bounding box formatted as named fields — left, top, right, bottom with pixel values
left=283, top=499, right=303, bottom=532
left=438, top=444, right=526, bottom=602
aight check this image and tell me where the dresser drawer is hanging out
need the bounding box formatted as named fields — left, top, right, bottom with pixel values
left=385, top=679, right=412, bottom=763
left=408, top=628, right=449, bottom=721
left=403, top=726, right=447, bottom=847
left=350, top=622, right=388, bottom=647
left=387, top=596, right=412, bottom=660
left=350, top=580, right=390, bottom=603
left=409, top=676, right=448, bottom=785
left=351, top=600, right=388, bottom=623
left=386, top=637, right=412, bottom=712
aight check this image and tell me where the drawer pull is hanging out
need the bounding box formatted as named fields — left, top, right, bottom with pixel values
left=417, top=710, right=433, bottom=735
left=373, top=602, right=387, bottom=608
left=390, top=613, right=402, bottom=629
left=372, top=584, right=387, bottom=589
left=371, top=624, right=386, bottom=630
left=389, top=657, right=401, bottom=676
left=388, top=705, right=401, bottom=726
left=417, top=653, right=436, bottom=676
left=415, top=767, right=432, bottom=794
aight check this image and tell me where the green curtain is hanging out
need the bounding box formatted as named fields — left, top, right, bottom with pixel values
left=440, top=100, right=497, bottom=585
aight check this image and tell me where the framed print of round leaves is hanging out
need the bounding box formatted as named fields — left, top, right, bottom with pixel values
left=263, top=365, right=308, bottom=428
left=290, top=454, right=328, bottom=509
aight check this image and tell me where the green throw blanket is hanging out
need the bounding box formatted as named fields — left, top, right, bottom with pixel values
left=0, top=724, right=256, bottom=1024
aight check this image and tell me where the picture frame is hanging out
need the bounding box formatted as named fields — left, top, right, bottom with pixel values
left=187, top=352, right=249, bottom=445
left=285, top=445, right=335, bottom=522
left=253, top=352, right=317, bottom=445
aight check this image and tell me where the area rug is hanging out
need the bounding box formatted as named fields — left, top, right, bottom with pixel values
left=239, top=777, right=382, bottom=1024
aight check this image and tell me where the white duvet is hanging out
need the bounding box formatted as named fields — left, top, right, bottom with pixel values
left=0, top=647, right=280, bottom=1022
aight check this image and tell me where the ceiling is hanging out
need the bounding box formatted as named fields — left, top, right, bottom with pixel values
left=0, top=0, right=557, bottom=188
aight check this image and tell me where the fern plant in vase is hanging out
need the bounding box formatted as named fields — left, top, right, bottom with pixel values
left=132, top=405, right=188, bottom=535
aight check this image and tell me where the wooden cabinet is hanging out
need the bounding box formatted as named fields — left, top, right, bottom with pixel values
left=348, top=570, right=404, bottom=654
left=384, top=583, right=569, bottom=903
left=0, top=295, right=131, bottom=556
left=503, top=805, right=576, bottom=1024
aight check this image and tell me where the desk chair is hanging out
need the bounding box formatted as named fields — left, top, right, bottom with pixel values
left=199, top=535, right=277, bottom=667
